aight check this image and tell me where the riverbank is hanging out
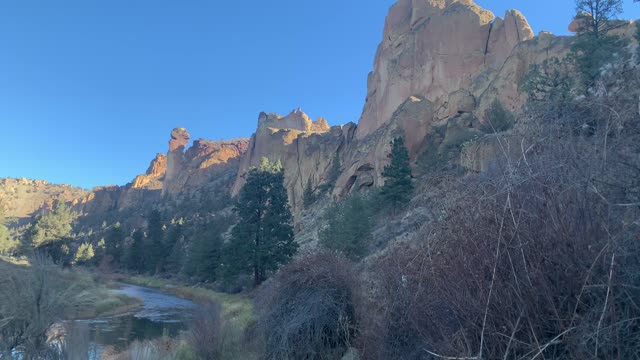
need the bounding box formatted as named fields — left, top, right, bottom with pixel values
left=0, top=256, right=142, bottom=320
left=102, top=275, right=258, bottom=360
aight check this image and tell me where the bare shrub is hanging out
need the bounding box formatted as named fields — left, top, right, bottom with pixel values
left=0, top=256, right=95, bottom=358
left=188, top=300, right=223, bottom=359
left=255, top=251, right=361, bottom=360
left=360, top=93, right=640, bottom=359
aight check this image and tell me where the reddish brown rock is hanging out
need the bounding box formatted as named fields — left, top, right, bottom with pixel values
left=132, top=154, right=166, bottom=190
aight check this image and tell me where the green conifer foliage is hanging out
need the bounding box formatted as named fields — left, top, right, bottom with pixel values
left=572, top=0, right=628, bottom=89
left=105, top=222, right=125, bottom=265
left=224, top=158, right=298, bottom=286
left=164, top=223, right=184, bottom=275
left=0, top=200, right=18, bottom=255
left=319, top=194, right=373, bottom=260
left=188, top=220, right=226, bottom=281
left=380, top=137, right=414, bottom=211
left=127, top=230, right=146, bottom=273
left=29, top=203, right=75, bottom=248
left=146, top=210, right=165, bottom=273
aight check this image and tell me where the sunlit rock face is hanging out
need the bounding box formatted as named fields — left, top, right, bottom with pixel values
left=357, top=0, right=534, bottom=139
left=232, top=109, right=352, bottom=216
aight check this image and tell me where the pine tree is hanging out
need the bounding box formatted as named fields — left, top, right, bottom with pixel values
left=28, top=203, right=75, bottom=249
left=25, top=203, right=76, bottom=262
left=126, top=230, right=145, bottom=273
left=164, top=223, right=184, bottom=275
left=572, top=0, right=628, bottom=89
left=146, top=210, right=165, bottom=274
left=189, top=220, right=225, bottom=281
left=380, top=137, right=414, bottom=211
left=224, top=158, right=298, bottom=286
left=105, top=222, right=125, bottom=265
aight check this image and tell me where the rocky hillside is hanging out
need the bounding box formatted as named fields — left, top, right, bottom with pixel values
left=0, top=178, right=90, bottom=220
left=3, top=0, right=638, bottom=236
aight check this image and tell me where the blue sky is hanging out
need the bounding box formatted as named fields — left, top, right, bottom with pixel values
left=1, top=0, right=639, bottom=189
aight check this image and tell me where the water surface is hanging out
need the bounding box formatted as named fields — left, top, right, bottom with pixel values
left=67, top=283, right=197, bottom=358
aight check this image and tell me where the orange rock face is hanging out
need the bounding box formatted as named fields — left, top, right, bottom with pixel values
left=357, top=0, right=534, bottom=139
left=132, top=154, right=167, bottom=190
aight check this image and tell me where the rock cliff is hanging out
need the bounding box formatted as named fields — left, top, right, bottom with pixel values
left=75, top=130, right=249, bottom=216
left=357, top=0, right=534, bottom=139
left=233, top=0, right=569, bottom=216
left=9, top=0, right=635, bottom=235
left=232, top=109, right=354, bottom=214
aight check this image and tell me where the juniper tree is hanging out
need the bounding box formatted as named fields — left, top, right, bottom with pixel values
left=223, top=158, right=298, bottom=287
left=380, top=137, right=413, bottom=211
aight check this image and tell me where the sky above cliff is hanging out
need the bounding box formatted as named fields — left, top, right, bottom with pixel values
left=1, top=0, right=639, bottom=189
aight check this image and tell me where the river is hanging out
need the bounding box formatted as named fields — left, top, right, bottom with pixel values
left=63, top=283, right=197, bottom=359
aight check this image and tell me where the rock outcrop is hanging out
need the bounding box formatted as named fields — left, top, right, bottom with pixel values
left=163, top=136, right=249, bottom=197
left=11, top=0, right=634, bottom=237
left=132, top=154, right=166, bottom=190
left=0, top=178, right=90, bottom=219
left=163, top=128, right=191, bottom=196
left=232, top=109, right=352, bottom=215
left=326, top=0, right=575, bottom=196
left=357, top=0, right=534, bottom=139
left=75, top=129, right=249, bottom=215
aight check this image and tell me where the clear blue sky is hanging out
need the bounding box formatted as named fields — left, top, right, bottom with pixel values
left=1, top=0, right=638, bottom=189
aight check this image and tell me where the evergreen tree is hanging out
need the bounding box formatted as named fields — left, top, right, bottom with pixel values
left=224, top=158, right=298, bottom=286
left=73, top=242, right=95, bottom=265
left=380, top=137, right=414, bottom=211
left=572, top=0, right=628, bottom=89
left=105, top=222, right=125, bottom=265
left=303, top=177, right=316, bottom=208
left=319, top=194, right=373, bottom=260
left=28, top=203, right=75, bottom=249
left=146, top=210, right=165, bottom=273
left=24, top=203, right=76, bottom=262
left=164, top=222, right=184, bottom=275
left=94, top=238, right=106, bottom=265
left=189, top=220, right=226, bottom=281
left=575, top=0, right=624, bottom=38
left=0, top=201, right=18, bottom=255
left=126, top=230, right=146, bottom=273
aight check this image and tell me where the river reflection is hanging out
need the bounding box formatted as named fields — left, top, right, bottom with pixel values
left=65, top=283, right=197, bottom=359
